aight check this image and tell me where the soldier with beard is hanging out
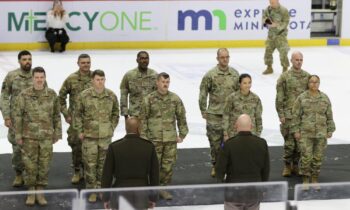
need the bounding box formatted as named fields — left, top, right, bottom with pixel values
left=0, top=50, right=33, bottom=187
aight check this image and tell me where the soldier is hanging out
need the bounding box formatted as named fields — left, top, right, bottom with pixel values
left=199, top=48, right=239, bottom=177
left=0, top=50, right=33, bottom=187
left=292, top=75, right=335, bottom=189
left=14, top=67, right=62, bottom=206
left=120, top=51, right=157, bottom=119
left=139, top=72, right=188, bottom=200
left=74, top=70, right=119, bottom=203
left=223, top=74, right=263, bottom=141
left=275, top=51, right=310, bottom=177
left=262, top=0, right=290, bottom=74
left=58, top=54, right=92, bottom=184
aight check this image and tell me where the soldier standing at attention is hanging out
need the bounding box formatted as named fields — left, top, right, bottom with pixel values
left=262, top=0, right=290, bottom=74
left=0, top=50, right=33, bottom=187
left=276, top=51, right=310, bottom=177
left=75, top=70, right=119, bottom=203
left=14, top=67, right=62, bottom=206
left=199, top=48, right=239, bottom=177
left=58, top=54, right=92, bottom=184
left=139, top=72, right=188, bottom=200
left=120, top=51, right=157, bottom=119
left=223, top=73, right=263, bottom=141
left=292, top=75, right=335, bottom=189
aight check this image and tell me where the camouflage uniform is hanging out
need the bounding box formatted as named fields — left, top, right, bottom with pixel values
left=74, top=87, right=119, bottom=189
left=14, top=87, right=62, bottom=187
left=276, top=68, right=310, bottom=165
left=291, top=91, right=335, bottom=177
left=120, top=67, right=157, bottom=117
left=263, top=4, right=290, bottom=69
left=58, top=70, right=92, bottom=171
left=223, top=91, right=263, bottom=138
left=199, top=66, right=239, bottom=165
left=139, top=91, right=188, bottom=186
left=0, top=68, right=33, bottom=175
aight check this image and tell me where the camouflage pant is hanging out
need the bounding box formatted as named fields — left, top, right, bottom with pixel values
left=8, top=128, right=24, bottom=173
left=82, top=137, right=111, bottom=189
left=264, top=35, right=290, bottom=68
left=67, top=126, right=82, bottom=170
left=206, top=114, right=224, bottom=165
left=21, top=139, right=53, bottom=187
left=299, top=137, right=327, bottom=177
left=152, top=141, right=177, bottom=186
left=280, top=119, right=299, bottom=165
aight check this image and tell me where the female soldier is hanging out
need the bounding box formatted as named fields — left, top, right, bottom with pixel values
left=223, top=73, right=263, bottom=141
left=292, top=75, right=335, bottom=188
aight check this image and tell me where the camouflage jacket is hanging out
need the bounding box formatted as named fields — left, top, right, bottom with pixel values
left=74, top=87, right=119, bottom=139
left=263, top=4, right=290, bottom=38
left=0, top=68, right=32, bottom=120
left=58, top=70, right=92, bottom=119
left=14, top=87, right=62, bottom=140
left=291, top=90, right=336, bottom=138
left=199, top=66, right=239, bottom=115
left=223, top=91, right=263, bottom=137
left=275, top=67, right=310, bottom=119
left=120, top=67, right=157, bottom=117
left=139, top=91, right=188, bottom=142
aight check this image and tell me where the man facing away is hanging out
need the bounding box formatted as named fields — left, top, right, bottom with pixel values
left=102, top=117, right=159, bottom=210
left=216, top=114, right=270, bottom=210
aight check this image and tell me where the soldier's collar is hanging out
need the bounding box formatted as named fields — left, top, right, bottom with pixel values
left=19, top=68, right=32, bottom=78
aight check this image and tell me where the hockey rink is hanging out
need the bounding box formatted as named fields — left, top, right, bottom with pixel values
left=0, top=46, right=349, bottom=154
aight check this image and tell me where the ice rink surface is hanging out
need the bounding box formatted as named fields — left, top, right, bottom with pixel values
left=0, top=47, right=349, bottom=154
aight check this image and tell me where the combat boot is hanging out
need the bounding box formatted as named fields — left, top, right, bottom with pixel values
left=210, top=166, right=216, bottom=178
left=36, top=186, right=47, bottom=206
left=262, top=65, right=273, bottom=75
left=71, top=170, right=81, bottom=184
left=159, top=190, right=173, bottom=200
left=282, top=163, right=292, bottom=177
left=25, top=186, right=36, bottom=206
left=282, top=66, right=288, bottom=73
left=12, top=171, right=24, bottom=187
left=311, top=176, right=320, bottom=190
left=88, top=193, right=97, bottom=203
left=302, top=176, right=310, bottom=191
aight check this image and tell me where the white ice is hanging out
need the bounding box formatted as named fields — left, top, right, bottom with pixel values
left=0, top=47, right=349, bottom=154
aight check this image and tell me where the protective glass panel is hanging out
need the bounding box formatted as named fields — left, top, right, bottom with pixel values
left=80, top=181, right=288, bottom=210
left=0, top=189, right=78, bottom=210
left=295, top=182, right=350, bottom=210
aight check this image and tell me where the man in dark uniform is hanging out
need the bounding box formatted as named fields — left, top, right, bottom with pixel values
left=101, top=117, right=159, bottom=210
left=216, top=114, right=270, bottom=210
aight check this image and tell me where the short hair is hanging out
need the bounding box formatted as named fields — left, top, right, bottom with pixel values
left=157, top=72, right=170, bottom=80
left=239, top=73, right=252, bottom=83
left=78, top=54, right=90, bottom=61
left=92, top=69, right=105, bottom=78
left=137, top=51, right=149, bottom=58
left=18, top=50, right=31, bottom=60
left=217, top=48, right=229, bottom=57
left=32, top=66, right=46, bottom=76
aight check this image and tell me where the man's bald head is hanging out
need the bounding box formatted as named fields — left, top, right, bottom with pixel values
left=235, top=114, right=253, bottom=132
left=126, top=117, right=140, bottom=134
left=291, top=51, right=303, bottom=70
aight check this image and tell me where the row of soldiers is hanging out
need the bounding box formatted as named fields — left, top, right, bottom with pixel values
left=0, top=47, right=335, bottom=205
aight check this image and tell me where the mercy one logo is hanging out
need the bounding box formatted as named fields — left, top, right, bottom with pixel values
left=8, top=10, right=153, bottom=33
left=178, top=9, right=227, bottom=30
